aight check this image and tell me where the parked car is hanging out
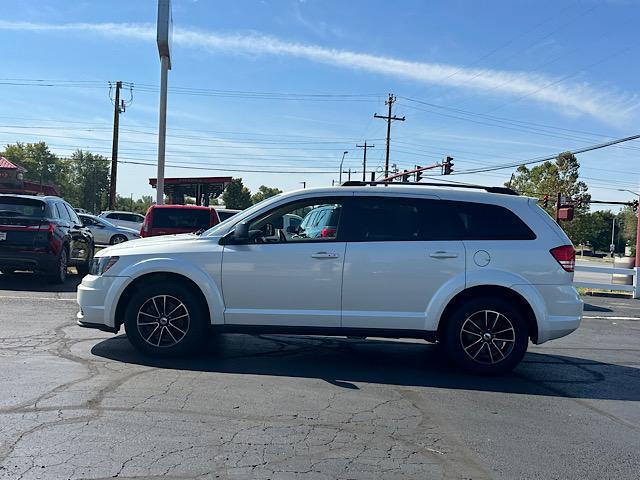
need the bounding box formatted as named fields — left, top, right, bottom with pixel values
left=77, top=183, right=582, bottom=374
left=140, top=204, right=221, bottom=238
left=78, top=213, right=140, bottom=246
left=99, top=211, right=145, bottom=231
left=1, top=194, right=94, bottom=283
left=214, top=208, right=241, bottom=222
left=264, top=213, right=304, bottom=241
left=74, top=207, right=90, bottom=214
left=297, top=204, right=341, bottom=238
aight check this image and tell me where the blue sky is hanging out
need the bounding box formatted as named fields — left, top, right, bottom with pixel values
left=0, top=0, right=639, bottom=207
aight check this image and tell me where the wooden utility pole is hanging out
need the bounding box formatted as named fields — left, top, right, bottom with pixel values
left=356, top=141, right=375, bottom=181
left=108, top=81, right=122, bottom=210
left=374, top=94, right=405, bottom=178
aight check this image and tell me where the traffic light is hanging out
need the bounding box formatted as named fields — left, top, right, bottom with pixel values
left=443, top=156, right=454, bottom=175
left=633, top=199, right=639, bottom=213
left=415, top=166, right=423, bottom=182
left=543, top=194, right=549, bottom=208
left=401, top=170, right=410, bottom=182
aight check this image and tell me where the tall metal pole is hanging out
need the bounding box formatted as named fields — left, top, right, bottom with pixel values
left=108, top=81, right=122, bottom=210
left=156, top=55, right=169, bottom=205
left=339, top=151, right=348, bottom=184
left=374, top=94, right=404, bottom=178
left=636, top=192, right=640, bottom=268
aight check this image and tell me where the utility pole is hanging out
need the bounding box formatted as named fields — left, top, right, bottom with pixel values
left=374, top=94, right=405, bottom=178
left=108, top=81, right=122, bottom=210
left=356, top=141, right=375, bottom=181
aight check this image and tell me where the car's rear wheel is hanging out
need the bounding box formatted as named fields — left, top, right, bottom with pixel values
left=48, top=248, right=68, bottom=284
left=124, top=281, right=208, bottom=357
left=443, top=297, right=529, bottom=375
left=110, top=234, right=128, bottom=245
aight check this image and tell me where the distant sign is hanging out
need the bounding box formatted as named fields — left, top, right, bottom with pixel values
left=157, top=0, right=173, bottom=68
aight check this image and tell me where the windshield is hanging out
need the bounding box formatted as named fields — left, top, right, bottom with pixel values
left=204, top=193, right=285, bottom=236
left=0, top=197, right=46, bottom=217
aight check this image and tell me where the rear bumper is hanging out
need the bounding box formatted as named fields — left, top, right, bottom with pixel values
left=0, top=250, right=56, bottom=272
left=534, top=285, right=583, bottom=344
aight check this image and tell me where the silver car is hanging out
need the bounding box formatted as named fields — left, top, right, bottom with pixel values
left=78, top=214, right=140, bottom=246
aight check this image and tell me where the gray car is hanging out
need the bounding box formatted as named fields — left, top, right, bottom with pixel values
left=78, top=213, right=140, bottom=246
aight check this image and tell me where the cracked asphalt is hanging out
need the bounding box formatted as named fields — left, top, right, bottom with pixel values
left=0, top=272, right=639, bottom=479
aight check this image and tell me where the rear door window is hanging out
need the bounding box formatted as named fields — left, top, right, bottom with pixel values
left=152, top=208, right=211, bottom=229
left=56, top=202, right=71, bottom=222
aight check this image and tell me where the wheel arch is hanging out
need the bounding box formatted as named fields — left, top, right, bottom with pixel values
left=436, top=285, right=539, bottom=343
left=114, top=272, right=212, bottom=330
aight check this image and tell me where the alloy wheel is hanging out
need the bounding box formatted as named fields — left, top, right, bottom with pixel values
left=459, top=310, right=515, bottom=365
left=136, top=295, right=191, bottom=348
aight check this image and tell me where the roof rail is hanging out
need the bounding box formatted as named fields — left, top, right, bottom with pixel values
left=340, top=180, right=519, bottom=196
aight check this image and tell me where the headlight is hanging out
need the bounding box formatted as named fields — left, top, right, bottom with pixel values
left=89, top=256, right=119, bottom=276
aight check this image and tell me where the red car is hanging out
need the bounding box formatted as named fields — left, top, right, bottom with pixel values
left=140, top=205, right=221, bottom=238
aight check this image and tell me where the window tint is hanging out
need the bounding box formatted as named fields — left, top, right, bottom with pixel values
left=106, top=213, right=119, bottom=219
left=65, top=203, right=81, bottom=225
left=152, top=208, right=211, bottom=229
left=344, top=197, right=534, bottom=242
left=0, top=197, right=46, bottom=218
left=455, top=201, right=535, bottom=240
left=56, top=202, right=71, bottom=222
left=126, top=213, right=143, bottom=223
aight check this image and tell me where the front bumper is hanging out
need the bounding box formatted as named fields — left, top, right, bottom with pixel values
left=77, top=274, right=128, bottom=332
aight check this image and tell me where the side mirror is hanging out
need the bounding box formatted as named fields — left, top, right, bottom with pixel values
left=234, top=222, right=250, bottom=240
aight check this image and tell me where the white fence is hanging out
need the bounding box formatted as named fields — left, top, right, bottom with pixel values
left=574, top=264, right=639, bottom=299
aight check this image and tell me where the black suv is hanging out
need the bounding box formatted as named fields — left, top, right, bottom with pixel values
left=0, top=194, right=94, bottom=283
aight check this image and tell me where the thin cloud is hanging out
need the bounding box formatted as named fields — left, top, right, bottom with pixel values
left=0, top=20, right=635, bottom=124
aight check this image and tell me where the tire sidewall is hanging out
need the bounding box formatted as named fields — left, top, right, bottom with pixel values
left=444, top=296, right=529, bottom=375
left=49, top=247, right=68, bottom=284
left=124, top=281, right=208, bottom=357
left=110, top=234, right=127, bottom=245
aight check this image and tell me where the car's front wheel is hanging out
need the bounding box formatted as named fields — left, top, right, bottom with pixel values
left=124, top=281, right=208, bottom=356
left=443, top=297, right=529, bottom=375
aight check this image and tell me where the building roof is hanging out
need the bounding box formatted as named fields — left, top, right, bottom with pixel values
left=0, top=157, right=26, bottom=172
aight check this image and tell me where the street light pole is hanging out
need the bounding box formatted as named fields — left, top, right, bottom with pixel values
left=156, top=0, right=172, bottom=206
left=338, top=151, right=348, bottom=185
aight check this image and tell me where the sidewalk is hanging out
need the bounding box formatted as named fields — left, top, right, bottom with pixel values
left=582, top=294, right=640, bottom=319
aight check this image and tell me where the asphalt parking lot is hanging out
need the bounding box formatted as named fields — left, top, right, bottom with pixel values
left=0, top=272, right=639, bottom=480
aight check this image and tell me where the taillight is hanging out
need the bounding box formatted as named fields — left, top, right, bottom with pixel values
left=140, top=217, right=150, bottom=237
left=550, top=245, right=575, bottom=272
left=320, top=227, right=336, bottom=238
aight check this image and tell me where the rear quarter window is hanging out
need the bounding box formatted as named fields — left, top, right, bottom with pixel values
left=452, top=201, right=536, bottom=240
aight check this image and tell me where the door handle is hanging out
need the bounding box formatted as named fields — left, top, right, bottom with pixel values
left=311, top=252, right=339, bottom=259
left=429, top=251, right=458, bottom=259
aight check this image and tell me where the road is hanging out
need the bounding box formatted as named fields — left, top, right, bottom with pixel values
left=0, top=272, right=639, bottom=479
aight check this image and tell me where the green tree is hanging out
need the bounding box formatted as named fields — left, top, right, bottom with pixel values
left=1, top=142, right=69, bottom=195
left=569, top=211, right=615, bottom=252
left=508, top=152, right=591, bottom=245
left=508, top=152, right=590, bottom=217
left=251, top=185, right=282, bottom=205
left=222, top=178, right=252, bottom=209
left=617, top=206, right=637, bottom=255
left=67, top=150, right=110, bottom=212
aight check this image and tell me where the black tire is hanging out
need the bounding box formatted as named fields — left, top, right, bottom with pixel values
left=110, top=234, right=128, bottom=245
left=124, top=281, right=208, bottom=357
left=76, top=244, right=94, bottom=276
left=443, top=296, right=529, bottom=375
left=48, top=248, right=68, bottom=284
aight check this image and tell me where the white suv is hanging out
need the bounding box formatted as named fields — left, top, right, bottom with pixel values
left=77, top=184, right=582, bottom=374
